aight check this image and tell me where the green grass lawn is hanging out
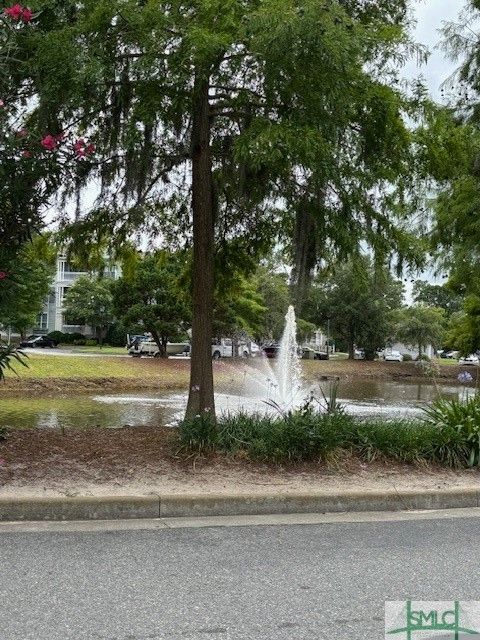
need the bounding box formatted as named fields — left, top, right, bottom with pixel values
left=63, top=345, right=128, bottom=356
left=432, top=358, right=461, bottom=367
left=15, top=354, right=143, bottom=378
left=12, top=353, right=189, bottom=382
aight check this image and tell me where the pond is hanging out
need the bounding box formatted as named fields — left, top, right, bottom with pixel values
left=0, top=378, right=471, bottom=431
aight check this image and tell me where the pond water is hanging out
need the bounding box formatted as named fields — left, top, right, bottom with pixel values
left=0, top=378, right=470, bottom=431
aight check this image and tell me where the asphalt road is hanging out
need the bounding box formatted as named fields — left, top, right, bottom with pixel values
left=1, top=512, right=480, bottom=639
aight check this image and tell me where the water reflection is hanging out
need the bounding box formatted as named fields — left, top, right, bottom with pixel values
left=0, top=379, right=472, bottom=430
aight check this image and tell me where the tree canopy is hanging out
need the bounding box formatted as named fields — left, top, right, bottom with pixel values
left=393, top=306, right=446, bottom=357
left=112, top=252, right=190, bottom=356
left=2, top=0, right=432, bottom=418
left=0, top=236, right=55, bottom=337
left=304, top=256, right=404, bottom=360
left=63, top=276, right=114, bottom=345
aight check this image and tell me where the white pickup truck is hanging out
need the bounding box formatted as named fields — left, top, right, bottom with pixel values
left=212, top=338, right=234, bottom=359
left=212, top=339, right=259, bottom=358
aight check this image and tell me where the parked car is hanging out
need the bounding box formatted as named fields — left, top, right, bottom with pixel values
left=262, top=344, right=280, bottom=359
left=354, top=349, right=365, bottom=360
left=459, top=354, right=480, bottom=366
left=20, top=335, right=58, bottom=348
left=384, top=351, right=403, bottom=362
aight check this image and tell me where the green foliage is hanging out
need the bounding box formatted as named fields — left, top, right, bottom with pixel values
left=111, top=251, right=190, bottom=355
left=181, top=398, right=480, bottom=468
left=63, top=276, right=114, bottom=344
left=105, top=322, right=133, bottom=348
left=7, top=0, right=428, bottom=293
left=181, top=408, right=355, bottom=463
left=423, top=396, right=480, bottom=468
left=305, top=256, right=403, bottom=359
left=47, top=331, right=85, bottom=345
left=255, top=267, right=291, bottom=341
left=402, top=353, right=413, bottom=362
left=179, top=412, right=218, bottom=453
left=393, top=306, right=446, bottom=356
left=413, top=281, right=462, bottom=317
left=181, top=408, right=439, bottom=465
left=213, top=269, right=267, bottom=339
left=349, top=420, right=438, bottom=464
left=0, top=237, right=55, bottom=335
left=445, top=307, right=480, bottom=356
left=0, top=342, right=28, bottom=381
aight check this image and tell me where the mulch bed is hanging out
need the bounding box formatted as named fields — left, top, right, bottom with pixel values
left=0, top=426, right=183, bottom=486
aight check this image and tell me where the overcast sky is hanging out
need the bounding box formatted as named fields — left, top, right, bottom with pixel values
left=406, top=0, right=467, bottom=97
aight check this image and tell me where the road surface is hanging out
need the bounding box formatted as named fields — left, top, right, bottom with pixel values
left=0, top=510, right=479, bottom=639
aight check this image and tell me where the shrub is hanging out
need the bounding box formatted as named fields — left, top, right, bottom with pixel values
left=47, top=331, right=67, bottom=344
left=180, top=399, right=480, bottom=469
left=73, top=338, right=86, bottom=346
left=348, top=419, right=436, bottom=463
left=180, top=408, right=355, bottom=462
left=423, top=396, right=480, bottom=467
left=179, top=412, right=218, bottom=452
left=85, top=339, right=98, bottom=347
left=402, top=353, right=413, bottom=362
left=105, top=322, right=134, bottom=347
left=47, top=331, right=86, bottom=345
left=416, top=354, right=431, bottom=362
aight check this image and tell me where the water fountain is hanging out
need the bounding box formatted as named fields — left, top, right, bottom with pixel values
left=241, top=305, right=309, bottom=412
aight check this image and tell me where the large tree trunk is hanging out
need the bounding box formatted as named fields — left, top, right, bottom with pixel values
left=151, top=328, right=167, bottom=358
left=185, top=71, right=215, bottom=420
left=348, top=331, right=355, bottom=360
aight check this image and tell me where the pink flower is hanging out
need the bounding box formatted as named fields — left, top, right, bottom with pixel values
left=21, top=6, right=32, bottom=22
left=0, top=99, right=4, bottom=108
left=54, top=132, right=65, bottom=142
left=73, top=138, right=85, bottom=152
left=16, top=128, right=28, bottom=138
left=4, top=4, right=23, bottom=20
left=22, top=150, right=32, bottom=158
left=41, top=135, right=57, bottom=151
left=0, top=271, right=7, bottom=280
left=85, top=143, right=96, bottom=155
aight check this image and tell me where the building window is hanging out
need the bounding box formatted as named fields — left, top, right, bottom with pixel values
left=36, top=313, right=48, bottom=330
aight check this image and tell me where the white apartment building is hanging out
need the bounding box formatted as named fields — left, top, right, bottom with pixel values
left=34, top=254, right=121, bottom=335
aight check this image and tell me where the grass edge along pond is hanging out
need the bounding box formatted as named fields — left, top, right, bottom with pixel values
left=180, top=394, right=480, bottom=469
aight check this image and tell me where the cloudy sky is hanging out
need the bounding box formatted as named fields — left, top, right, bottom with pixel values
left=407, top=0, right=467, bottom=97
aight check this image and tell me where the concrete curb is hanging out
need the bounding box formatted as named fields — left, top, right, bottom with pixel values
left=0, top=488, right=478, bottom=521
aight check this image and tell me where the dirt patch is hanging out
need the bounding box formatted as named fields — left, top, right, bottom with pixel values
left=1, top=426, right=480, bottom=498
left=302, top=359, right=470, bottom=383
left=0, top=376, right=188, bottom=396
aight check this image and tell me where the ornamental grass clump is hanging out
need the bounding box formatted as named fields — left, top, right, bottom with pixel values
left=423, top=395, right=480, bottom=467
left=180, top=407, right=355, bottom=463
left=348, top=419, right=437, bottom=464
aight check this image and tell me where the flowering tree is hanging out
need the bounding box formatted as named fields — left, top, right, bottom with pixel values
left=0, top=4, right=97, bottom=263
